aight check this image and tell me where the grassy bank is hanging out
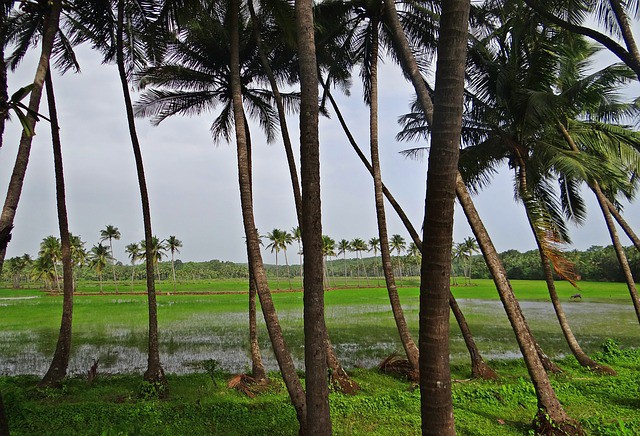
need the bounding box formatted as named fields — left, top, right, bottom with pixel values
left=1, top=345, right=639, bottom=435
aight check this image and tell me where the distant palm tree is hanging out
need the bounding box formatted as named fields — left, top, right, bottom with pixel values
left=390, top=234, right=406, bottom=284
left=125, top=242, right=141, bottom=291
left=408, top=242, right=421, bottom=277
left=165, top=236, right=182, bottom=292
left=140, top=236, right=166, bottom=281
left=322, top=235, right=336, bottom=289
left=31, top=255, right=56, bottom=290
left=337, top=239, right=350, bottom=286
left=100, top=225, right=121, bottom=293
left=266, top=229, right=286, bottom=289
left=88, top=244, right=111, bottom=294
left=292, top=226, right=303, bottom=287
left=39, top=236, right=61, bottom=291
left=69, top=233, right=86, bottom=290
left=368, top=237, right=380, bottom=284
left=460, top=237, right=479, bottom=285
left=350, top=238, right=369, bottom=287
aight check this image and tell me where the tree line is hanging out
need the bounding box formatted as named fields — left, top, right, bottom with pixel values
left=1, top=0, right=640, bottom=435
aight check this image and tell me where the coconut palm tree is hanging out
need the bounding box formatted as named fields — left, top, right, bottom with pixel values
left=165, top=235, right=182, bottom=292
left=39, top=236, right=61, bottom=292
left=88, top=244, right=111, bottom=294
left=140, top=236, right=166, bottom=280
left=292, top=226, right=303, bottom=287
left=390, top=234, right=406, bottom=284
left=460, top=237, right=479, bottom=285
left=337, top=239, right=350, bottom=286
left=350, top=238, right=368, bottom=287
left=69, top=0, right=167, bottom=385
left=266, top=229, right=285, bottom=289
left=322, top=235, right=336, bottom=289
left=386, top=0, right=583, bottom=428
left=125, top=242, right=141, bottom=290
left=100, top=224, right=121, bottom=293
left=0, top=0, right=62, bottom=275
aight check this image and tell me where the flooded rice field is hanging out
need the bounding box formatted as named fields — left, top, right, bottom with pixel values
left=0, top=296, right=637, bottom=376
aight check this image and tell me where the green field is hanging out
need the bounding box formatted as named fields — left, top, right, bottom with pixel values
left=1, top=279, right=638, bottom=434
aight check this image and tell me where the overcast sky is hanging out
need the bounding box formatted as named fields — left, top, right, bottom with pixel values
left=1, top=39, right=639, bottom=265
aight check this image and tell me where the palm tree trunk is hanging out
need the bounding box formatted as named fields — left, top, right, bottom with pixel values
left=99, top=273, right=103, bottom=294
left=110, top=240, right=119, bottom=294
left=0, top=35, right=7, bottom=151
left=605, top=198, right=640, bottom=252
left=369, top=21, right=419, bottom=372
left=416, top=1, right=471, bottom=430
left=284, top=249, right=292, bottom=290
left=130, top=264, right=135, bottom=291
left=609, top=0, right=640, bottom=63
left=229, top=2, right=306, bottom=431
left=248, top=258, right=267, bottom=382
left=593, top=182, right=640, bottom=323
left=520, top=170, right=615, bottom=374
left=449, top=296, right=497, bottom=379
left=247, top=0, right=303, bottom=226
left=171, top=252, right=176, bottom=293
left=324, top=73, right=495, bottom=380
left=456, top=174, right=582, bottom=433
left=116, top=0, right=165, bottom=386
left=274, top=251, right=279, bottom=290
left=296, top=0, right=332, bottom=430
left=0, top=1, right=61, bottom=276
left=40, top=69, right=75, bottom=387
left=558, top=122, right=640, bottom=323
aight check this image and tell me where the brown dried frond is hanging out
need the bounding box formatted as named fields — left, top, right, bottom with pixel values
left=227, top=374, right=257, bottom=398
left=378, top=353, right=419, bottom=382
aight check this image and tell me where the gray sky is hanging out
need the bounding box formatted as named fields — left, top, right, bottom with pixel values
left=1, top=42, right=639, bottom=265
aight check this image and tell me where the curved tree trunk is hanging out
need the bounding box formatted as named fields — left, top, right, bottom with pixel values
left=324, top=78, right=496, bottom=380
left=229, top=2, right=307, bottom=431
left=0, top=0, right=61, bottom=276
left=593, top=183, right=640, bottom=323
left=40, top=69, right=75, bottom=387
left=368, top=20, right=419, bottom=372
left=116, top=0, right=165, bottom=386
left=456, top=174, right=582, bottom=434
left=605, top=198, right=640, bottom=252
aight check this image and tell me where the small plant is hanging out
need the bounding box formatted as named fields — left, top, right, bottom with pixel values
left=601, top=339, right=621, bottom=356
left=139, top=380, right=166, bottom=400
left=201, top=359, right=219, bottom=386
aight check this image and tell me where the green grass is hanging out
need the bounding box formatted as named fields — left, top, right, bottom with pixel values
left=1, top=346, right=639, bottom=435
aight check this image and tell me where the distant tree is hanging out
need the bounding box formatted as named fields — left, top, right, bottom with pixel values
left=140, top=236, right=166, bottom=280
left=125, top=242, right=141, bottom=290
left=266, top=229, right=289, bottom=289
left=368, top=237, right=380, bottom=282
left=390, top=234, right=406, bottom=284
left=322, top=235, right=336, bottom=288
left=165, top=236, right=182, bottom=292
left=337, top=239, right=351, bottom=286
left=292, top=226, right=303, bottom=286
left=39, top=236, right=61, bottom=291
left=88, top=244, right=111, bottom=294
left=350, top=238, right=369, bottom=287
left=460, top=237, right=479, bottom=285
left=100, top=225, right=121, bottom=293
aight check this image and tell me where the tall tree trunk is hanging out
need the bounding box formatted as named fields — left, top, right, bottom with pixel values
left=245, top=108, right=267, bottom=383
left=593, top=182, right=640, bottom=323
left=0, top=34, right=7, bottom=151
left=558, top=122, right=640, bottom=323
left=517, top=160, right=615, bottom=374
left=417, top=1, right=471, bottom=432
left=0, top=0, right=61, bottom=276
left=247, top=0, right=351, bottom=392
left=229, top=1, right=307, bottom=431
left=609, top=0, right=640, bottom=64
left=116, top=0, right=165, bottom=386
left=171, top=252, right=176, bottom=293
left=284, top=249, right=292, bottom=290
left=324, top=79, right=495, bottom=379
left=456, top=174, right=583, bottom=434
left=110, top=239, right=119, bottom=294
left=605, top=198, right=640, bottom=252
left=296, top=0, right=331, bottom=431
left=39, top=69, right=75, bottom=387
left=248, top=259, right=267, bottom=382
left=368, top=20, right=419, bottom=372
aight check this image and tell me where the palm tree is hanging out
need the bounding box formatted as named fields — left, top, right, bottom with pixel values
left=0, top=0, right=62, bottom=275
left=322, top=235, right=336, bottom=289
left=266, top=229, right=285, bottom=289
left=292, top=226, right=303, bottom=287
left=349, top=238, right=368, bottom=287
left=100, top=224, right=121, bottom=293
left=337, top=239, right=350, bottom=286
left=408, top=242, right=421, bottom=277
left=125, top=242, right=141, bottom=291
left=70, top=0, right=167, bottom=385
left=386, top=0, right=583, bottom=427
left=390, top=234, right=406, bottom=284
left=140, top=236, right=166, bottom=281
left=39, top=236, right=61, bottom=292
left=88, top=244, right=111, bottom=294
left=460, top=237, right=479, bottom=285
left=368, top=237, right=380, bottom=283
left=31, top=255, right=56, bottom=290
left=165, top=235, right=182, bottom=293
